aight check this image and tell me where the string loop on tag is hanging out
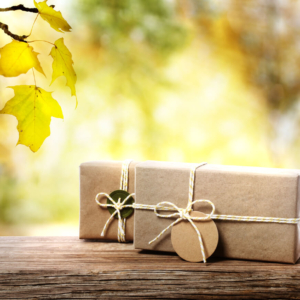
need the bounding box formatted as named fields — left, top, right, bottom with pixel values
left=133, top=162, right=300, bottom=262
left=148, top=163, right=210, bottom=262
left=149, top=198, right=215, bottom=263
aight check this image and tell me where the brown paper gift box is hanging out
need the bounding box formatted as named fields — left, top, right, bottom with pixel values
left=79, top=160, right=139, bottom=240
left=134, top=161, right=300, bottom=263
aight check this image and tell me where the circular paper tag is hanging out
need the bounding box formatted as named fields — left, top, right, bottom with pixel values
left=107, top=190, right=134, bottom=219
left=171, top=211, right=219, bottom=262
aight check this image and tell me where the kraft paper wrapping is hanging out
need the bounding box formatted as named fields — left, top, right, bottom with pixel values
left=80, top=160, right=139, bottom=240
left=134, top=161, right=300, bottom=263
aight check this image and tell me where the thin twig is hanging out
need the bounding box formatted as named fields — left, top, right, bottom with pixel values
left=0, top=21, right=28, bottom=42
left=0, top=4, right=54, bottom=13
left=0, top=5, right=38, bottom=13
left=0, top=4, right=55, bottom=42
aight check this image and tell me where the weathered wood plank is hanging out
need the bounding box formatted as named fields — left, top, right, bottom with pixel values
left=0, top=236, right=299, bottom=299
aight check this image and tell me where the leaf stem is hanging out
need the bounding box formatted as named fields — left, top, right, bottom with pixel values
left=32, top=69, right=36, bottom=86
left=28, top=13, right=39, bottom=37
left=27, top=40, right=55, bottom=46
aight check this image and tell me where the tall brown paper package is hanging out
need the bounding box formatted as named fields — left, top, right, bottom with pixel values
left=80, top=160, right=139, bottom=240
left=134, top=161, right=300, bottom=263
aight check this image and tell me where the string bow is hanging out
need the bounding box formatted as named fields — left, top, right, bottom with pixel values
left=95, top=159, right=134, bottom=242
left=95, top=191, right=135, bottom=242
left=149, top=199, right=215, bottom=263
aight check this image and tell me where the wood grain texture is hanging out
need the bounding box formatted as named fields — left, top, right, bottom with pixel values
left=0, top=236, right=300, bottom=299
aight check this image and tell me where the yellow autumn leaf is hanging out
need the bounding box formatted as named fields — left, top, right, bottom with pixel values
left=34, top=0, right=71, bottom=33
left=50, top=38, right=77, bottom=106
left=0, top=40, right=45, bottom=77
left=0, top=85, right=63, bottom=152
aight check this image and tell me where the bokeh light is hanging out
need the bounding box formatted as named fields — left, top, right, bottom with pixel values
left=1, top=0, right=300, bottom=235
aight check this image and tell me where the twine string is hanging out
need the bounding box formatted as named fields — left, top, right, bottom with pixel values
left=95, top=159, right=134, bottom=242
left=148, top=199, right=215, bottom=263
left=133, top=204, right=300, bottom=224
left=146, top=163, right=210, bottom=262
left=133, top=162, right=300, bottom=262
left=95, top=160, right=300, bottom=256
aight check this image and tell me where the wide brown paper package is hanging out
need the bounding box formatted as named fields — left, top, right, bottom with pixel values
left=134, top=161, right=300, bottom=263
left=80, top=160, right=139, bottom=240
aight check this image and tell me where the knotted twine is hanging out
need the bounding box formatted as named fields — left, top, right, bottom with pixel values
left=147, top=162, right=212, bottom=262
left=95, top=159, right=135, bottom=242
left=141, top=163, right=300, bottom=262
left=96, top=161, right=300, bottom=261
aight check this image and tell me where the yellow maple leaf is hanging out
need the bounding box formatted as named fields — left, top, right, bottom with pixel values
left=50, top=38, right=77, bottom=106
left=0, top=85, right=63, bottom=152
left=34, top=0, right=71, bottom=33
left=0, top=40, right=45, bottom=77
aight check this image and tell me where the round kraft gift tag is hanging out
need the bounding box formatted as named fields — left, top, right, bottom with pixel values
left=107, top=190, right=134, bottom=219
left=171, top=211, right=219, bottom=262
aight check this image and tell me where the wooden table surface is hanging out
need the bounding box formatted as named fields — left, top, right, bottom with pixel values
left=0, top=236, right=300, bottom=299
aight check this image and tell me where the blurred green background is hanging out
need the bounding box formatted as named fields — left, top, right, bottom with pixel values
left=1, top=0, right=300, bottom=235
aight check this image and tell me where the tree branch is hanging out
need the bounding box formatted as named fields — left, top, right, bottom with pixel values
left=0, top=4, right=55, bottom=42
left=0, top=5, right=38, bottom=13
left=0, top=22, right=28, bottom=42
left=0, top=4, right=54, bottom=13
